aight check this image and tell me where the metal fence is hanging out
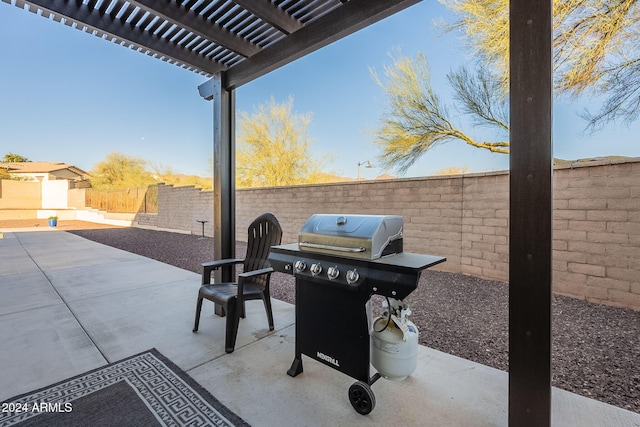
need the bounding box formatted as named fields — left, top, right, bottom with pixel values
left=85, top=185, right=158, bottom=213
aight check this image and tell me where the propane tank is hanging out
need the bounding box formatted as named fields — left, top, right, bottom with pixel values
left=370, top=298, right=419, bottom=381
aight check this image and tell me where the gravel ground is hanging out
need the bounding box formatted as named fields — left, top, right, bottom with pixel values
left=4, top=221, right=637, bottom=413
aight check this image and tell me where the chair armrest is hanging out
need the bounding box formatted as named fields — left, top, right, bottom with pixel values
left=238, top=267, right=274, bottom=279
left=202, top=259, right=244, bottom=269
left=237, top=267, right=274, bottom=302
left=201, top=258, right=244, bottom=284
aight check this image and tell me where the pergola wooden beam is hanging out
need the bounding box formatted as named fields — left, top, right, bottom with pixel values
left=233, top=0, right=303, bottom=35
left=226, top=0, right=421, bottom=89
left=130, top=0, right=260, bottom=58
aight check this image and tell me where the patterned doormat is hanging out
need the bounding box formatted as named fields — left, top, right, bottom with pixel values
left=0, top=349, right=249, bottom=427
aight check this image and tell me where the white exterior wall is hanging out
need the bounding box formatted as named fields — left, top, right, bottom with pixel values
left=41, top=180, right=69, bottom=208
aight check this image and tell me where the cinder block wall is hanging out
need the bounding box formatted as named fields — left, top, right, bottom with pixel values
left=235, top=174, right=510, bottom=280
left=236, top=177, right=466, bottom=274
left=135, top=213, right=158, bottom=227
left=552, top=160, right=640, bottom=310
left=155, top=158, right=640, bottom=311
left=460, top=173, right=509, bottom=281
left=156, top=184, right=214, bottom=236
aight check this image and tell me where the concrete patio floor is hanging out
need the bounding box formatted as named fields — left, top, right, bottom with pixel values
left=1, top=228, right=638, bottom=426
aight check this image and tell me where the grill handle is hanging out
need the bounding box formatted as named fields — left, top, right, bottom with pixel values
left=299, top=242, right=366, bottom=253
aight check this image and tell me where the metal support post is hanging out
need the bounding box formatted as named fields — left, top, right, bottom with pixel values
left=199, top=74, right=236, bottom=285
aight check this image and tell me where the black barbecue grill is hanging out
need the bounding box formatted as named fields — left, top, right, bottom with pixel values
left=268, top=214, right=445, bottom=415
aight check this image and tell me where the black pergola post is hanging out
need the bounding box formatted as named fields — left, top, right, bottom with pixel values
left=199, top=73, right=236, bottom=284
left=509, top=0, right=553, bottom=425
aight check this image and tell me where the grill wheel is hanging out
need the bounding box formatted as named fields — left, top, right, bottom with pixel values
left=348, top=381, right=376, bottom=415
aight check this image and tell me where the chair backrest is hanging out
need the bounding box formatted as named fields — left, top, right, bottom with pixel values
left=243, top=213, right=283, bottom=286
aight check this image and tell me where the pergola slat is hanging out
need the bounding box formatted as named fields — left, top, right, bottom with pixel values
left=22, top=0, right=226, bottom=75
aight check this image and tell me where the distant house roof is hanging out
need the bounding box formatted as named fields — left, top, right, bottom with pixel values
left=0, top=162, right=89, bottom=179
left=375, top=173, right=397, bottom=180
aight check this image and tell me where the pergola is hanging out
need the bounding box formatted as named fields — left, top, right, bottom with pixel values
left=4, top=1, right=553, bottom=425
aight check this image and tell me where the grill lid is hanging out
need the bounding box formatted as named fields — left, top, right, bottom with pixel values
left=298, top=214, right=403, bottom=260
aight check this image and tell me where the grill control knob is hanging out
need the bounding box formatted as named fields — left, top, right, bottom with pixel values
left=346, top=269, right=360, bottom=284
left=294, top=260, right=306, bottom=272
left=310, top=263, right=322, bottom=276
left=327, top=266, right=340, bottom=280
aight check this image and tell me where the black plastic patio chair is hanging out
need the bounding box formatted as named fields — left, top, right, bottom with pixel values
left=192, top=212, right=283, bottom=353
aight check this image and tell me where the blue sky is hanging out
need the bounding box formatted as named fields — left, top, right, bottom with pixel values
left=1, top=2, right=639, bottom=180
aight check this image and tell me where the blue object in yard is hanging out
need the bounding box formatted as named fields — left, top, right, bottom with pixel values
left=48, top=219, right=57, bottom=227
